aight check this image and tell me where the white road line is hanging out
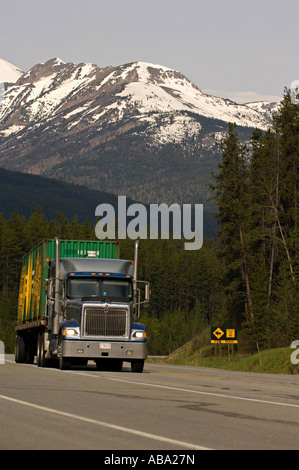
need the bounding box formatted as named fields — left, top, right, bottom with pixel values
left=6, top=359, right=299, bottom=409
left=0, top=393, right=211, bottom=450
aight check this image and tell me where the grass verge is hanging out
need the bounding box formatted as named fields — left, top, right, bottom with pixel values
left=147, top=343, right=299, bottom=374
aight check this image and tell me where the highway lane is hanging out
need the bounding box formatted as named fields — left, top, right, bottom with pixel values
left=0, top=355, right=299, bottom=450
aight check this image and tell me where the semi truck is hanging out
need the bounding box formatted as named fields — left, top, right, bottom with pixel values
left=15, top=238, right=150, bottom=372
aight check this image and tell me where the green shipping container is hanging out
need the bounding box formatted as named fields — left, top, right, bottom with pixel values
left=17, top=239, right=120, bottom=325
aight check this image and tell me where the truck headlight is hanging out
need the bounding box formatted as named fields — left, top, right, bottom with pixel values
left=132, top=331, right=146, bottom=339
left=62, top=327, right=79, bottom=338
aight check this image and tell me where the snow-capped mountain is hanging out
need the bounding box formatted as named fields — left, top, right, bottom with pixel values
left=0, top=58, right=278, bottom=205
left=0, top=58, right=23, bottom=83
left=0, top=58, right=274, bottom=136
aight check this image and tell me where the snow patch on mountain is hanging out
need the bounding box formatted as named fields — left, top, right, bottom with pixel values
left=143, top=113, right=202, bottom=146
left=0, top=58, right=277, bottom=146
left=0, top=59, right=23, bottom=83
left=116, top=62, right=272, bottom=130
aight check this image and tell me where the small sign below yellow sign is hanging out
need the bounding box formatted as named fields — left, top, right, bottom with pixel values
left=211, top=327, right=238, bottom=343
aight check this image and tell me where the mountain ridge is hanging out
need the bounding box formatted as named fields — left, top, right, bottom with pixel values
left=0, top=58, right=278, bottom=206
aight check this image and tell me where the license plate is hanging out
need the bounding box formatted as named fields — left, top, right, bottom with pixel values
left=100, top=343, right=111, bottom=350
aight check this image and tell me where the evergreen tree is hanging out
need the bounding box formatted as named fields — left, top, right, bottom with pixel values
left=237, top=89, right=298, bottom=347
left=270, top=90, right=299, bottom=343
left=272, top=90, right=299, bottom=283
left=26, top=205, right=49, bottom=248
left=210, top=122, right=252, bottom=326
left=244, top=128, right=279, bottom=347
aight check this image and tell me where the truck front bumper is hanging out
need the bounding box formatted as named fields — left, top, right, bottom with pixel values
left=61, top=339, right=148, bottom=360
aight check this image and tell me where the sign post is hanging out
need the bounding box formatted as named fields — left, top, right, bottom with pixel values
left=211, top=327, right=238, bottom=360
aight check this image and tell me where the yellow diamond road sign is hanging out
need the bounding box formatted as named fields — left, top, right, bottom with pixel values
left=213, top=327, right=225, bottom=340
left=211, top=327, right=238, bottom=343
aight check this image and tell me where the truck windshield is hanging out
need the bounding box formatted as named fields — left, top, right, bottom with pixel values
left=67, top=277, right=132, bottom=301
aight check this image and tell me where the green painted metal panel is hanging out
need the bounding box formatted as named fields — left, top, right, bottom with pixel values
left=17, top=239, right=120, bottom=325
left=46, top=239, right=120, bottom=260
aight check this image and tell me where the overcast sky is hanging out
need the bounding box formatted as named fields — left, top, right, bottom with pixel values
left=1, top=0, right=298, bottom=102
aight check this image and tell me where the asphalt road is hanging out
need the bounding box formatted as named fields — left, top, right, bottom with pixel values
left=1, top=354, right=299, bottom=450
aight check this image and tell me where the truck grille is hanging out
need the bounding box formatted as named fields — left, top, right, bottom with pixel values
left=83, top=307, right=128, bottom=337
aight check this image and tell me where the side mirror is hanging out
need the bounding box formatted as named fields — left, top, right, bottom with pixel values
left=145, top=283, right=150, bottom=303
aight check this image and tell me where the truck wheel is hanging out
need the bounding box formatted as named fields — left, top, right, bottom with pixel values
left=37, top=332, right=48, bottom=367
left=15, top=335, right=26, bottom=363
left=131, top=359, right=144, bottom=373
left=25, top=336, right=35, bottom=364
left=59, top=357, right=71, bottom=370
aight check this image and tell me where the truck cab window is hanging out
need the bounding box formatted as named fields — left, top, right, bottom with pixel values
left=67, top=277, right=132, bottom=301
left=67, top=278, right=99, bottom=299
left=102, top=279, right=132, bottom=300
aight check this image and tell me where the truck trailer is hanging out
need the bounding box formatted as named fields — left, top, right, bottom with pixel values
left=15, top=238, right=149, bottom=372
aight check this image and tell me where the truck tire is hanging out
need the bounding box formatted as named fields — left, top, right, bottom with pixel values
left=59, top=357, right=71, bottom=370
left=131, top=359, right=144, bottom=373
left=15, top=334, right=26, bottom=363
left=25, top=335, right=35, bottom=364
left=37, top=332, right=48, bottom=367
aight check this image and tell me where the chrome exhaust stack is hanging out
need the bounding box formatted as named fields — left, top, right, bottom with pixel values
left=133, top=240, right=139, bottom=307
left=53, top=237, right=61, bottom=335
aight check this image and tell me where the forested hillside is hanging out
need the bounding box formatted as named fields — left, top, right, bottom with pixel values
left=0, top=89, right=297, bottom=356
left=209, top=89, right=298, bottom=350
left=0, top=167, right=217, bottom=238
left=0, top=168, right=130, bottom=222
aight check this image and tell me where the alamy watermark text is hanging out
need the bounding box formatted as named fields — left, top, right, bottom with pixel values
left=95, top=196, right=203, bottom=250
